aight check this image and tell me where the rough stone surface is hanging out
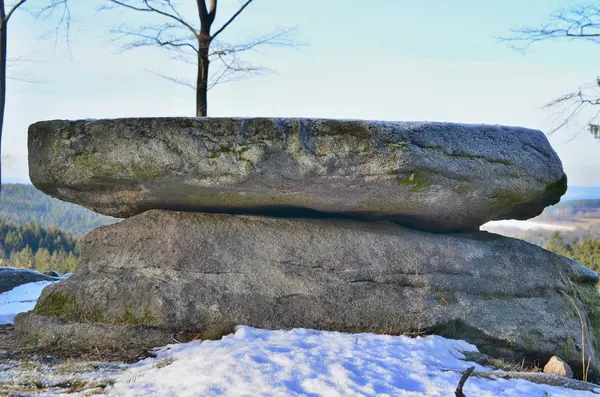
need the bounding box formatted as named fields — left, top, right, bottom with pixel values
left=0, top=267, right=57, bottom=294
left=15, top=210, right=600, bottom=375
left=28, top=118, right=567, bottom=231
left=543, top=356, right=574, bottom=378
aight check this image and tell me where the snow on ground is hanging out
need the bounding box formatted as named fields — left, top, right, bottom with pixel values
left=0, top=280, right=57, bottom=325
left=481, top=219, right=576, bottom=232
left=99, top=326, right=599, bottom=397
left=2, top=281, right=600, bottom=396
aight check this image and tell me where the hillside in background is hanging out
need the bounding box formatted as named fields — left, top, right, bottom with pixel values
left=483, top=198, right=600, bottom=240
left=0, top=217, right=80, bottom=274
left=0, top=184, right=118, bottom=236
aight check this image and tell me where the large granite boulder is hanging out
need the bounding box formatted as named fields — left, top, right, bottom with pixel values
left=29, top=118, right=566, bottom=231
left=0, top=267, right=58, bottom=294
left=15, top=210, right=600, bottom=376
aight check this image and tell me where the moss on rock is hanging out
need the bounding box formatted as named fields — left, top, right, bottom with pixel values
left=396, top=171, right=432, bottom=192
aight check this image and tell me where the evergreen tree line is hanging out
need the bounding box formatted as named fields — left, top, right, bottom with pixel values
left=0, top=217, right=80, bottom=274
left=544, top=232, right=600, bottom=274
left=0, top=184, right=117, bottom=236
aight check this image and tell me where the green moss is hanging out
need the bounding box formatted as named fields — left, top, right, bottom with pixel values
left=566, top=282, right=600, bottom=350
left=61, top=124, right=77, bottom=138
left=74, top=154, right=122, bottom=179
left=558, top=336, right=576, bottom=359
left=34, top=291, right=79, bottom=317
left=544, top=174, right=568, bottom=198
left=172, top=146, right=180, bottom=154
left=480, top=292, right=513, bottom=301
left=490, top=189, right=526, bottom=210
left=74, top=152, right=161, bottom=181
left=313, top=121, right=374, bottom=156
left=33, top=291, right=103, bottom=323
left=388, top=142, right=407, bottom=150
left=49, top=135, right=62, bottom=153
left=455, top=185, right=471, bottom=194
left=396, top=171, right=432, bottom=192
left=523, top=333, right=536, bottom=348
left=130, top=163, right=161, bottom=180
left=84, top=310, right=103, bottom=323
left=114, top=310, right=158, bottom=326
left=209, top=146, right=251, bottom=162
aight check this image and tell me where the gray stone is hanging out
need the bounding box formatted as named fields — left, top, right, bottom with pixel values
left=43, top=270, right=61, bottom=278
left=15, top=210, right=600, bottom=375
left=28, top=118, right=566, bottom=231
left=0, top=267, right=57, bottom=294
left=544, top=356, right=574, bottom=378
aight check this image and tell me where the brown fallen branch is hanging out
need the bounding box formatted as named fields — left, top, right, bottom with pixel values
left=455, top=366, right=475, bottom=397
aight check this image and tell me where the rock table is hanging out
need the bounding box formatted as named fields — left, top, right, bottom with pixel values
left=16, top=117, right=600, bottom=379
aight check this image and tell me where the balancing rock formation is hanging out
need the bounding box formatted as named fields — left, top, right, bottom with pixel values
left=16, top=118, right=600, bottom=378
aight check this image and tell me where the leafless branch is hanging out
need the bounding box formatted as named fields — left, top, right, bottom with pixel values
left=211, top=0, right=253, bottom=41
left=107, top=0, right=199, bottom=38
left=210, top=26, right=300, bottom=56
left=144, top=69, right=196, bottom=89
left=145, top=53, right=270, bottom=92
left=544, top=79, right=600, bottom=137
left=5, top=0, right=29, bottom=22
left=500, top=4, right=600, bottom=50
left=111, top=23, right=198, bottom=53
left=26, top=0, right=73, bottom=54
left=501, top=3, right=600, bottom=137
left=455, top=366, right=475, bottom=397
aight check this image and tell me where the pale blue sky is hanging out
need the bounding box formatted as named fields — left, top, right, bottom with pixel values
left=5, top=0, right=600, bottom=185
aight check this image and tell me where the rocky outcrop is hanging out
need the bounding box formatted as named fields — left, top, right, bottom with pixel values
left=28, top=118, right=566, bottom=231
left=15, top=210, right=600, bottom=374
left=0, top=267, right=58, bottom=294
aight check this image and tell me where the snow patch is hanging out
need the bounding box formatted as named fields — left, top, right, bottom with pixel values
left=102, top=326, right=598, bottom=397
left=0, top=281, right=57, bottom=325
left=481, top=219, right=576, bottom=232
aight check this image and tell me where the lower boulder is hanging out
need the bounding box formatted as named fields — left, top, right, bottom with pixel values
left=15, top=210, right=600, bottom=377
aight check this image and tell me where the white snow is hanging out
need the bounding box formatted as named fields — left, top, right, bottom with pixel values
left=481, top=219, right=576, bottom=232
left=3, top=281, right=600, bottom=396
left=0, top=280, right=57, bottom=324
left=101, top=326, right=599, bottom=397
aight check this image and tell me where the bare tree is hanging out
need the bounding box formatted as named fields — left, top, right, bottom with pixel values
left=501, top=3, right=600, bottom=137
left=0, top=0, right=71, bottom=190
left=104, top=0, right=297, bottom=117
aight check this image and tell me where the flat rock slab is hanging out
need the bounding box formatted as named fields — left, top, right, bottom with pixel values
left=15, top=210, right=600, bottom=376
left=29, top=118, right=566, bottom=231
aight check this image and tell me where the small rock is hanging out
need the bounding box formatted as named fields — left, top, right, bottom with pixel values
left=543, top=356, right=574, bottom=378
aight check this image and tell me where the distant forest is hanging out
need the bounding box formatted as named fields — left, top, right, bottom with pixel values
left=0, top=184, right=118, bottom=236
left=0, top=218, right=80, bottom=274
left=1, top=184, right=600, bottom=275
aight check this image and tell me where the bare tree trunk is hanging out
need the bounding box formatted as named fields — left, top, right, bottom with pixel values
left=0, top=1, right=7, bottom=191
left=196, top=52, right=209, bottom=117
left=196, top=35, right=210, bottom=117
